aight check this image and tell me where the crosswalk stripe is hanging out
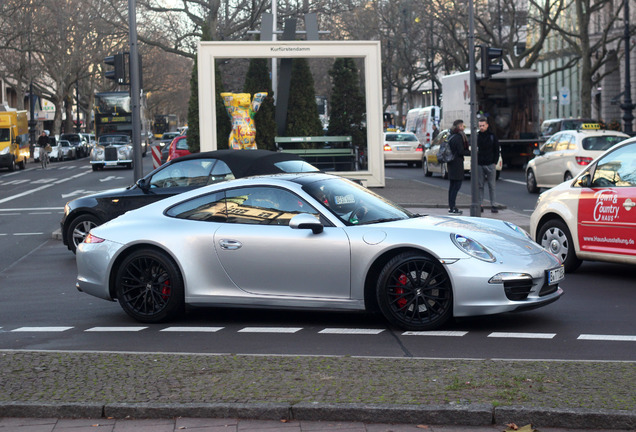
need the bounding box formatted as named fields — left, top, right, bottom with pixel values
left=578, top=334, right=636, bottom=341
left=86, top=327, right=147, bottom=332
left=318, top=328, right=384, bottom=335
left=488, top=332, right=556, bottom=339
left=161, top=327, right=224, bottom=332
left=12, top=327, right=73, bottom=332
left=238, top=327, right=302, bottom=333
left=402, top=331, right=468, bottom=336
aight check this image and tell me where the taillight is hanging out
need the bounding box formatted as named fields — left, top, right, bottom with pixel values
left=576, top=156, right=593, bottom=165
left=383, top=144, right=392, bottom=151
left=84, top=233, right=105, bottom=244
left=416, top=144, right=423, bottom=152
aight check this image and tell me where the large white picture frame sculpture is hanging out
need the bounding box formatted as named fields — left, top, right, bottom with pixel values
left=197, top=40, right=385, bottom=187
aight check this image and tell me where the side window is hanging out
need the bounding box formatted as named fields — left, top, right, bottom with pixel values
left=165, top=191, right=227, bottom=221
left=150, top=159, right=214, bottom=188
left=555, top=133, right=572, bottom=151
left=541, top=135, right=558, bottom=153
left=591, top=143, right=636, bottom=187
left=210, top=160, right=235, bottom=183
left=225, top=187, right=319, bottom=226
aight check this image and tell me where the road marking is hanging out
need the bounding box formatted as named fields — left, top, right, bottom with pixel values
left=0, top=213, right=21, bottom=216
left=86, top=327, right=147, bottom=332
left=578, top=334, right=636, bottom=341
left=319, top=328, right=385, bottom=335
left=0, top=171, right=91, bottom=204
left=12, top=327, right=73, bottom=332
left=402, top=331, right=468, bottom=337
left=28, top=212, right=52, bottom=215
left=14, top=232, right=44, bottom=236
left=500, top=178, right=527, bottom=186
left=0, top=207, right=64, bottom=212
left=238, top=327, right=302, bottom=333
left=488, top=332, right=556, bottom=339
left=161, top=327, right=224, bottom=332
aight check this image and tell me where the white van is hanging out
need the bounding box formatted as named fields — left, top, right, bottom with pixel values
left=405, top=106, right=440, bottom=148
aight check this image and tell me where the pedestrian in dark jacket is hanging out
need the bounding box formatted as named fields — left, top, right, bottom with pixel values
left=447, top=119, right=468, bottom=214
left=477, top=117, right=500, bottom=213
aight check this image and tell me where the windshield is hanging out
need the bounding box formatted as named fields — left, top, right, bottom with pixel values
left=274, top=160, right=319, bottom=173
left=99, top=136, right=129, bottom=146
left=303, top=177, right=414, bottom=225
left=386, top=134, right=418, bottom=142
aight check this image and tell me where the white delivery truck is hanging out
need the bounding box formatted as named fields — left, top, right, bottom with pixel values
left=405, top=105, right=440, bottom=148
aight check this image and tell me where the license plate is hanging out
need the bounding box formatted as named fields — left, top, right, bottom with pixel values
left=547, top=266, right=565, bottom=285
left=396, top=146, right=411, bottom=151
left=105, top=161, right=117, bottom=166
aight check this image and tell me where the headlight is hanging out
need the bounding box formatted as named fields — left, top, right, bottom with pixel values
left=94, top=148, right=104, bottom=157
left=504, top=221, right=532, bottom=240
left=118, top=146, right=132, bottom=156
left=0, top=146, right=9, bottom=155
left=451, top=233, right=496, bottom=262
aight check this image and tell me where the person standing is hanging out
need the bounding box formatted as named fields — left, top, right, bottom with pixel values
left=447, top=119, right=468, bottom=214
left=477, top=117, right=500, bottom=213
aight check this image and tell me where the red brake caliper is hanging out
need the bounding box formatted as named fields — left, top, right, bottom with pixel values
left=161, top=280, right=171, bottom=300
left=396, top=274, right=408, bottom=308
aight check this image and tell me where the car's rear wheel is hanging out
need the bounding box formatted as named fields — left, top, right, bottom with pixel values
left=67, top=214, right=100, bottom=254
left=376, top=252, right=453, bottom=331
left=538, top=219, right=582, bottom=272
left=423, top=160, right=432, bottom=177
left=564, top=171, right=573, bottom=182
left=115, top=248, right=185, bottom=323
left=526, top=169, right=539, bottom=193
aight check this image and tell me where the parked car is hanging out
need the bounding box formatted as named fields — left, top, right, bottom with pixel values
left=383, top=131, right=423, bottom=167
left=90, top=134, right=134, bottom=171
left=75, top=172, right=563, bottom=329
left=530, top=137, right=636, bottom=272
left=526, top=126, right=628, bottom=193
left=422, top=129, right=502, bottom=179
left=50, top=140, right=77, bottom=161
left=60, top=133, right=90, bottom=158
left=61, top=149, right=320, bottom=253
left=167, top=135, right=191, bottom=162
left=540, top=118, right=598, bottom=139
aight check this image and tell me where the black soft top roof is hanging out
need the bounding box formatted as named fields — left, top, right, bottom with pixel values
left=174, top=149, right=316, bottom=178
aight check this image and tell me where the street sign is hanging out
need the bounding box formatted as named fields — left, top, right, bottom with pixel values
left=559, top=86, right=571, bottom=105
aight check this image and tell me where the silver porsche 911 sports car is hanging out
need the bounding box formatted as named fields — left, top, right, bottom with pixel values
left=76, top=172, right=564, bottom=331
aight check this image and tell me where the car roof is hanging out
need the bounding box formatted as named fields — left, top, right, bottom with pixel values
left=169, top=149, right=317, bottom=178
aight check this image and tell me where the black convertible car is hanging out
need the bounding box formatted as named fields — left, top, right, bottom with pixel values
left=61, top=150, right=319, bottom=253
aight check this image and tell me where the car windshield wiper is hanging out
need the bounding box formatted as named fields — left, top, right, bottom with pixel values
left=357, top=217, right=404, bottom=225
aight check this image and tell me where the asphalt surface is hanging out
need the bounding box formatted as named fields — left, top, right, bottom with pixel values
left=2, top=177, right=635, bottom=431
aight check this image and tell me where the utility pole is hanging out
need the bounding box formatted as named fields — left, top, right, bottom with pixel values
left=128, top=0, right=143, bottom=181
left=621, top=0, right=634, bottom=135
left=468, top=0, right=480, bottom=217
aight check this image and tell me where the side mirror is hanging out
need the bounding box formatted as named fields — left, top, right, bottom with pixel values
left=289, top=213, right=324, bottom=234
left=136, top=178, right=150, bottom=192
left=533, top=148, right=541, bottom=156
left=576, top=173, right=591, bottom=188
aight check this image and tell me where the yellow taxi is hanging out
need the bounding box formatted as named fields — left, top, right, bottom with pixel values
left=526, top=124, right=628, bottom=193
left=530, top=136, right=636, bottom=272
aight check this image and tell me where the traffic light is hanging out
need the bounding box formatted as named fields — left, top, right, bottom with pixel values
left=104, top=53, right=126, bottom=84
left=480, top=46, right=504, bottom=78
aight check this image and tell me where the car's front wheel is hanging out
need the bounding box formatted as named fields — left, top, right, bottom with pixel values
left=538, top=219, right=582, bottom=272
left=115, top=248, right=185, bottom=323
left=423, top=159, right=432, bottom=177
left=67, top=214, right=101, bottom=254
left=376, top=252, right=453, bottom=331
left=526, top=169, right=539, bottom=193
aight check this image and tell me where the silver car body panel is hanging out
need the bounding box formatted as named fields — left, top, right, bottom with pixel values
left=76, top=174, right=563, bottom=317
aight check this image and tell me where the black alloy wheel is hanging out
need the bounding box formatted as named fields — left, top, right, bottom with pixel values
left=115, top=248, right=185, bottom=323
left=376, top=251, right=453, bottom=331
left=67, top=214, right=101, bottom=254
left=526, top=169, right=539, bottom=193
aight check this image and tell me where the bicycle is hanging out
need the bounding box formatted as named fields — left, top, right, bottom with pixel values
left=40, top=145, right=50, bottom=169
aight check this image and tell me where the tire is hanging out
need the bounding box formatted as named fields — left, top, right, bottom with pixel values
left=67, top=214, right=101, bottom=254
left=8, top=157, right=16, bottom=172
left=115, top=248, right=185, bottom=323
left=423, top=160, right=432, bottom=177
left=19, top=158, right=26, bottom=170
left=537, top=219, right=582, bottom=272
left=564, top=171, right=573, bottom=182
left=441, top=163, right=448, bottom=180
left=376, top=251, right=453, bottom=331
left=526, top=169, right=539, bottom=193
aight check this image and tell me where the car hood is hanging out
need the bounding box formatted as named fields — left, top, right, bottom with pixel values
left=385, top=215, right=544, bottom=256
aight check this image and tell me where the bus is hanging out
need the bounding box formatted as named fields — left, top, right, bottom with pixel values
left=153, top=114, right=177, bottom=139
left=94, top=92, right=149, bottom=155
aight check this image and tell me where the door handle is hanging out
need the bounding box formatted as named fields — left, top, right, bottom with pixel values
left=219, top=239, right=242, bottom=250
left=623, top=198, right=635, bottom=210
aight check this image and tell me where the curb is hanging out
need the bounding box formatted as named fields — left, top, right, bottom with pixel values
left=1, top=402, right=634, bottom=429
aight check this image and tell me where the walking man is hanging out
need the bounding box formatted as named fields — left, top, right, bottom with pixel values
left=477, top=117, right=500, bottom=213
